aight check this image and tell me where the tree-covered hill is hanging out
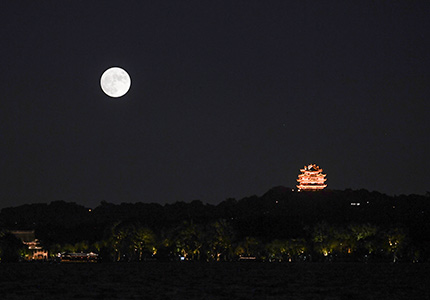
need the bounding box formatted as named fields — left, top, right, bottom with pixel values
left=0, top=187, right=429, bottom=262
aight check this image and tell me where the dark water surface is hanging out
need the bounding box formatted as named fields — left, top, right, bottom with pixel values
left=0, top=262, right=428, bottom=299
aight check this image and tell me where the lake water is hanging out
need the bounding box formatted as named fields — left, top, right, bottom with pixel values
left=0, top=262, right=428, bottom=299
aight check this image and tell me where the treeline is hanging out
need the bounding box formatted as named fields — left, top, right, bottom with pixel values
left=0, top=187, right=429, bottom=262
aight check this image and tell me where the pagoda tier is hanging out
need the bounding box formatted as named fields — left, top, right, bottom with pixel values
left=296, top=164, right=327, bottom=191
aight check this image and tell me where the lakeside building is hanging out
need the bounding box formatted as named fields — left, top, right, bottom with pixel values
left=297, top=164, right=327, bottom=191
left=11, top=230, right=49, bottom=260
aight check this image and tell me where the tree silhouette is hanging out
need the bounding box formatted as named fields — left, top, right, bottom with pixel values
left=207, top=219, right=235, bottom=261
left=385, top=228, right=407, bottom=262
left=0, top=231, right=25, bottom=262
left=110, top=222, right=135, bottom=262
left=132, top=227, right=156, bottom=261
left=174, top=221, right=204, bottom=260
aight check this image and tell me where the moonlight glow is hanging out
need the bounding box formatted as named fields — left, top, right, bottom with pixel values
left=100, top=67, right=131, bottom=98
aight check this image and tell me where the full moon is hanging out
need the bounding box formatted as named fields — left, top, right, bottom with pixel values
left=100, top=67, right=131, bottom=98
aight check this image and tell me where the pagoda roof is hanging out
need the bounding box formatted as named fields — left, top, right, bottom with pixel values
left=300, top=169, right=323, bottom=173
left=296, top=184, right=327, bottom=189
left=301, top=164, right=323, bottom=171
left=298, top=173, right=326, bottom=177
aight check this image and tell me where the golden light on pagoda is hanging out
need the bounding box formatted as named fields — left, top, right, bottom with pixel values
left=296, top=164, right=327, bottom=191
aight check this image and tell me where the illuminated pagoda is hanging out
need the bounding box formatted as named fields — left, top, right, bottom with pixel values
left=296, top=164, right=327, bottom=191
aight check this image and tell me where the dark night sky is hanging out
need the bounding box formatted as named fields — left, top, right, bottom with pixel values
left=0, top=1, right=429, bottom=209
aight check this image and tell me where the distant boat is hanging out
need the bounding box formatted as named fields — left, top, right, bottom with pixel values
left=58, top=252, right=98, bottom=263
